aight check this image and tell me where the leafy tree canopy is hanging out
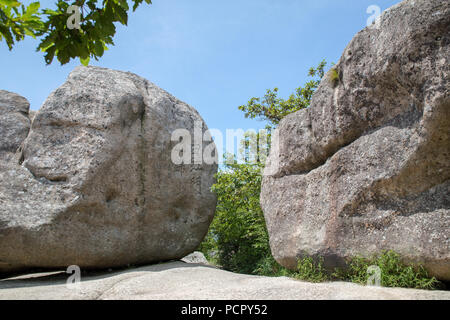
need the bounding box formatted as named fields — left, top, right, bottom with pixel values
left=200, top=158, right=270, bottom=274
left=238, top=59, right=327, bottom=128
left=200, top=61, right=330, bottom=275
left=0, top=0, right=151, bottom=65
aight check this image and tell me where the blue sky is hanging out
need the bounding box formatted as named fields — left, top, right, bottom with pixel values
left=1, top=0, right=400, bottom=144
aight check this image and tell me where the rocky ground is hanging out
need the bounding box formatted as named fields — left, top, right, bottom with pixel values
left=1, top=261, right=449, bottom=300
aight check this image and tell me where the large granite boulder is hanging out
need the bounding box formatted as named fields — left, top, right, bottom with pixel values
left=0, top=66, right=217, bottom=273
left=261, top=0, right=449, bottom=280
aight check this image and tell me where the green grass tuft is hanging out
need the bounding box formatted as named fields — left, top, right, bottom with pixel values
left=294, top=256, right=329, bottom=283
left=329, top=67, right=340, bottom=87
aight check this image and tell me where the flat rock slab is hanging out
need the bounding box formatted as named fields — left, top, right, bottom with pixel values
left=0, top=262, right=449, bottom=300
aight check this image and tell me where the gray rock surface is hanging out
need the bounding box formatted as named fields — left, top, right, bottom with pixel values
left=0, top=262, right=449, bottom=300
left=0, top=66, right=217, bottom=273
left=181, top=251, right=209, bottom=265
left=0, top=90, right=31, bottom=163
left=261, top=0, right=450, bottom=280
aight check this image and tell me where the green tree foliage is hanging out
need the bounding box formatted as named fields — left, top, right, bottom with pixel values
left=238, top=60, right=327, bottom=127
left=200, top=130, right=274, bottom=274
left=237, top=130, right=271, bottom=165
left=200, top=63, right=329, bottom=275
left=0, top=1, right=43, bottom=48
left=0, top=0, right=151, bottom=65
left=200, top=159, right=270, bottom=274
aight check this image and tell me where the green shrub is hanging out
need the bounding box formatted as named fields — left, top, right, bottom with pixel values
left=252, top=255, right=294, bottom=277
left=332, top=251, right=441, bottom=290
